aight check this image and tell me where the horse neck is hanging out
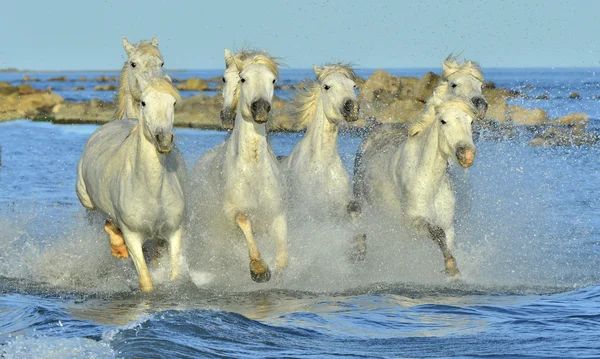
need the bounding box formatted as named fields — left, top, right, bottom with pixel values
left=228, top=110, right=268, bottom=162
left=302, top=99, right=339, bottom=161
left=130, top=119, right=165, bottom=181
left=124, top=81, right=140, bottom=119
left=402, top=125, right=448, bottom=188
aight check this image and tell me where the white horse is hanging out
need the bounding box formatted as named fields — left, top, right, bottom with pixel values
left=76, top=77, right=185, bottom=292
left=282, top=63, right=365, bottom=260
left=355, top=99, right=479, bottom=276
left=114, top=36, right=164, bottom=120
left=188, top=52, right=287, bottom=283
left=353, top=56, right=488, bottom=276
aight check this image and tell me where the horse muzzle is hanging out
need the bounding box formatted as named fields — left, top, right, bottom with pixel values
left=471, top=96, right=488, bottom=119
left=251, top=99, right=271, bottom=124
left=156, top=132, right=174, bottom=154
left=456, top=144, right=476, bottom=168
left=341, top=99, right=360, bottom=122
left=220, top=107, right=235, bottom=130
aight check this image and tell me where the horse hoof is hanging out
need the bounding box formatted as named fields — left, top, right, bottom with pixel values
left=249, top=259, right=271, bottom=283
left=111, top=243, right=129, bottom=259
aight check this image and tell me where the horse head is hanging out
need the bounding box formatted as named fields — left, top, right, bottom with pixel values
left=435, top=98, right=478, bottom=168
left=314, top=64, right=360, bottom=124
left=139, top=76, right=181, bottom=154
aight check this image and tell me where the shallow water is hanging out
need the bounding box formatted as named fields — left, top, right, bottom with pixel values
left=1, top=69, right=600, bottom=358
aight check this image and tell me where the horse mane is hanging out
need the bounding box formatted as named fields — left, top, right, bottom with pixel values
left=408, top=81, right=448, bottom=136
left=442, top=54, right=484, bottom=82
left=292, top=63, right=356, bottom=129
left=114, top=41, right=164, bottom=120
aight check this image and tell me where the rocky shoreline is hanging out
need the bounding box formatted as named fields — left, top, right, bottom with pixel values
left=0, top=71, right=597, bottom=146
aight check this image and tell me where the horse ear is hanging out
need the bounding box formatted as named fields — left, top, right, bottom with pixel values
left=224, top=49, right=233, bottom=68
left=233, top=56, right=244, bottom=73
left=313, top=64, right=322, bottom=76
left=151, top=35, right=159, bottom=47
left=164, top=74, right=172, bottom=84
left=122, top=37, right=135, bottom=56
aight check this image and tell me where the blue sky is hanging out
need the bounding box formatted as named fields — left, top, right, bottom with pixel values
left=2, top=0, right=599, bottom=70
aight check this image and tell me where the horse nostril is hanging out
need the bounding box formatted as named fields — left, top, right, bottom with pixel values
left=251, top=102, right=258, bottom=112
left=265, top=103, right=271, bottom=113
left=344, top=100, right=353, bottom=112
left=155, top=134, right=161, bottom=143
left=472, top=97, right=487, bottom=108
left=170, top=133, right=174, bottom=144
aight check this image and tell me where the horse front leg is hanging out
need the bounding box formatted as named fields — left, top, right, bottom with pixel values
left=347, top=200, right=367, bottom=262
left=104, top=221, right=128, bottom=258
left=121, top=228, right=153, bottom=292
left=235, top=213, right=271, bottom=283
left=270, top=214, right=288, bottom=271
left=168, top=226, right=183, bottom=281
left=426, top=223, right=460, bottom=277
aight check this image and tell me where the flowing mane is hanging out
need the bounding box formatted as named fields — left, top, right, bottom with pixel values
left=408, top=81, right=448, bottom=136
left=292, top=63, right=356, bottom=129
left=408, top=55, right=483, bottom=136
left=142, top=76, right=181, bottom=101
left=114, top=41, right=163, bottom=120
left=442, top=54, right=484, bottom=82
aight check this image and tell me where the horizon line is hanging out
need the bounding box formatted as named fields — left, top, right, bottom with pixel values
left=2, top=66, right=599, bottom=73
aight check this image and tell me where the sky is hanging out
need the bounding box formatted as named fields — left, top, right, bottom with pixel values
left=2, top=0, right=599, bottom=70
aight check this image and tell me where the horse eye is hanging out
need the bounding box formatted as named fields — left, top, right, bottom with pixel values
left=174, top=101, right=177, bottom=106
left=272, top=79, right=276, bottom=84
left=354, top=85, right=357, bottom=89
left=451, top=83, right=457, bottom=88
left=141, top=101, right=146, bottom=107
left=131, top=62, right=136, bottom=68
left=324, top=85, right=330, bottom=90
left=441, top=119, right=447, bottom=125
left=241, top=78, right=246, bottom=83
left=222, top=77, right=226, bottom=83
left=161, top=62, right=164, bottom=67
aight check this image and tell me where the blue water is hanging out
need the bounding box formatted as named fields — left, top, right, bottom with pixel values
left=1, top=69, right=600, bottom=358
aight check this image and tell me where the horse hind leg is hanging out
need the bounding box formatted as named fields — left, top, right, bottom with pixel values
left=426, top=223, right=460, bottom=278
left=104, top=221, right=129, bottom=259
left=347, top=200, right=367, bottom=263
left=121, top=228, right=153, bottom=292
left=236, top=213, right=271, bottom=283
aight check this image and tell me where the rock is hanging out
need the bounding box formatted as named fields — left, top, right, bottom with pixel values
left=0, top=92, right=64, bottom=121
left=359, top=70, right=419, bottom=105
left=524, top=84, right=534, bottom=89
left=377, top=99, right=424, bottom=123
left=78, top=76, right=87, bottom=82
left=94, top=75, right=117, bottom=82
left=536, top=94, right=549, bottom=100
left=414, top=72, right=440, bottom=102
left=17, top=84, right=34, bottom=95
left=207, top=76, right=223, bottom=83
left=48, top=76, right=68, bottom=82
left=551, top=112, right=589, bottom=128
left=93, top=84, right=117, bottom=91
left=176, top=78, right=209, bottom=91
left=0, top=82, right=19, bottom=96
left=483, top=81, right=496, bottom=89
left=506, top=105, right=549, bottom=126
left=569, top=92, right=580, bottom=99
left=72, top=86, right=86, bottom=91
left=531, top=127, right=599, bottom=147
left=22, top=75, right=40, bottom=82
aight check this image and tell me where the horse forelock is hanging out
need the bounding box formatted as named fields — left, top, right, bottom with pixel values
left=237, top=52, right=280, bottom=78
left=442, top=55, right=484, bottom=83
left=434, top=98, right=478, bottom=121
left=316, top=63, right=357, bottom=83
left=142, top=77, right=181, bottom=102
